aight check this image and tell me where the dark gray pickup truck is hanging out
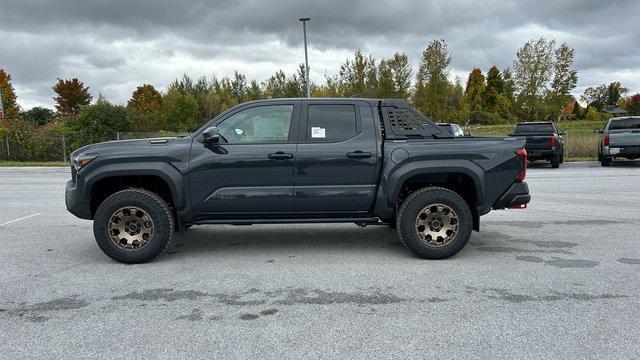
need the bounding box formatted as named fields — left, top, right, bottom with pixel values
left=66, top=98, right=530, bottom=263
left=511, top=122, right=564, bottom=168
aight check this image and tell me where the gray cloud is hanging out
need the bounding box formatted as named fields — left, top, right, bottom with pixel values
left=1, top=0, right=638, bottom=108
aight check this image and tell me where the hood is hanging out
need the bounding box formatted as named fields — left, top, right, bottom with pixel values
left=71, top=138, right=178, bottom=158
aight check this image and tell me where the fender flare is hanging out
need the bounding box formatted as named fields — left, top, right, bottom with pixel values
left=386, top=159, right=486, bottom=207
left=81, top=162, right=185, bottom=210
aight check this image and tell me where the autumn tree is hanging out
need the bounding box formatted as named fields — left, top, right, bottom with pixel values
left=624, top=94, right=640, bottom=115
left=0, top=69, right=20, bottom=120
left=126, top=84, right=163, bottom=132
left=52, top=78, right=92, bottom=115
left=128, top=84, right=161, bottom=111
left=414, top=39, right=452, bottom=120
left=512, top=38, right=556, bottom=120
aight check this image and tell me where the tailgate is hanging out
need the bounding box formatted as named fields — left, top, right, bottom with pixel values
left=609, top=130, right=640, bottom=147
left=523, top=135, right=552, bottom=150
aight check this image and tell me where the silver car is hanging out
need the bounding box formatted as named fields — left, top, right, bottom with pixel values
left=596, top=116, right=640, bottom=166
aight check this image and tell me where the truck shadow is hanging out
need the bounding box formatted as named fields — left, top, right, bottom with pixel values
left=160, top=224, right=503, bottom=261
left=167, top=224, right=411, bottom=259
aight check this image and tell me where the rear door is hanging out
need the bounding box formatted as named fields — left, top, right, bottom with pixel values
left=293, top=101, right=379, bottom=213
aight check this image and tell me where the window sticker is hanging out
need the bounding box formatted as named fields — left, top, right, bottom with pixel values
left=311, top=127, right=326, bottom=138
left=235, top=128, right=244, bottom=135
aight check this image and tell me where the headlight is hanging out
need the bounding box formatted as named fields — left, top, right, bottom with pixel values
left=72, top=154, right=98, bottom=171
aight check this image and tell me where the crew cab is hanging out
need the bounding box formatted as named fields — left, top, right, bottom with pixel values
left=65, top=98, right=530, bottom=263
left=596, top=116, right=640, bottom=166
left=511, top=122, right=564, bottom=168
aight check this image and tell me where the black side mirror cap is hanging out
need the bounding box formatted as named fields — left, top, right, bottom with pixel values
left=203, top=127, right=221, bottom=144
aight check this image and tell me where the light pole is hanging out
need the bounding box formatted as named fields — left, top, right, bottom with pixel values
left=299, top=17, right=311, bottom=98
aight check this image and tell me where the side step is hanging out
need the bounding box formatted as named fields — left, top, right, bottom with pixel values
left=193, top=217, right=382, bottom=226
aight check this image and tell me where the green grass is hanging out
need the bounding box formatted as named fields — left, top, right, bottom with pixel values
left=466, top=119, right=605, bottom=161
left=466, top=119, right=607, bottom=137
left=0, top=161, right=68, bottom=167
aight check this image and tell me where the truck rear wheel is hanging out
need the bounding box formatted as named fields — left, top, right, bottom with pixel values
left=396, top=187, right=472, bottom=259
left=93, top=189, right=174, bottom=263
left=601, top=156, right=611, bottom=167
left=551, top=153, right=560, bottom=168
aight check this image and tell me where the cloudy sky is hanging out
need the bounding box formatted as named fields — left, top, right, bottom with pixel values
left=1, top=0, right=639, bottom=109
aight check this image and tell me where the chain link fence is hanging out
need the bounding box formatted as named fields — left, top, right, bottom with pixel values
left=0, top=132, right=188, bottom=162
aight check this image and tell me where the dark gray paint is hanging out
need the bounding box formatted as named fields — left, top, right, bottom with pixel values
left=65, top=98, right=529, bottom=227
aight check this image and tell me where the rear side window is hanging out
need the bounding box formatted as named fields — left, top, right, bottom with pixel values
left=306, top=105, right=357, bottom=142
left=515, top=123, right=555, bottom=134
left=609, top=117, right=640, bottom=130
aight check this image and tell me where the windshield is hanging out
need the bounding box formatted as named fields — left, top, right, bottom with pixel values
left=609, top=117, right=640, bottom=130
left=514, top=123, right=555, bottom=134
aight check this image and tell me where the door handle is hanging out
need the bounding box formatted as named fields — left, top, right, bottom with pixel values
left=346, top=151, right=372, bottom=159
left=268, top=151, right=294, bottom=160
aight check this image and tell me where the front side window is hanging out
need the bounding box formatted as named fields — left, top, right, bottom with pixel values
left=217, top=105, right=293, bottom=143
left=307, top=104, right=357, bottom=142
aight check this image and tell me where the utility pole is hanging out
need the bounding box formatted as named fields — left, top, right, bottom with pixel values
left=299, top=17, right=311, bottom=98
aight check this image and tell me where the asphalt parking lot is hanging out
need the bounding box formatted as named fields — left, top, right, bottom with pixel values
left=0, top=162, right=639, bottom=359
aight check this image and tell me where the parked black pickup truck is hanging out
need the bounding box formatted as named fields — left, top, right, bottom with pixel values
left=66, top=98, right=530, bottom=263
left=511, top=122, right=564, bottom=168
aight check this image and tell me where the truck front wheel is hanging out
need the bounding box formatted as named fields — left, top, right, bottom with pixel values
left=396, top=187, right=472, bottom=259
left=93, top=188, right=174, bottom=263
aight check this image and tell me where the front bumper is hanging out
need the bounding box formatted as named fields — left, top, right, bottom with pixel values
left=65, top=180, right=92, bottom=219
left=493, top=182, right=530, bottom=209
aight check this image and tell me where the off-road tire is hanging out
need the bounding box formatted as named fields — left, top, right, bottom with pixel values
left=93, top=188, right=174, bottom=263
left=551, top=153, right=560, bottom=168
left=601, top=156, right=611, bottom=167
left=396, top=187, right=472, bottom=259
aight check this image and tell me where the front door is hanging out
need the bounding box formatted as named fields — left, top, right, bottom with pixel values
left=293, top=101, right=379, bottom=213
left=188, top=101, right=300, bottom=214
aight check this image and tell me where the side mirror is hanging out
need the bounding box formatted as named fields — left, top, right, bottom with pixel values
left=202, top=127, right=221, bottom=144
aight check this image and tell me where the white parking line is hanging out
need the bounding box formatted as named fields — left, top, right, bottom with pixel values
left=0, top=213, right=42, bottom=226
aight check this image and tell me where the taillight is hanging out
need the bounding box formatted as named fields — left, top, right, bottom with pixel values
left=550, top=135, right=557, bottom=147
left=515, top=148, right=527, bottom=181
left=604, top=133, right=610, bottom=147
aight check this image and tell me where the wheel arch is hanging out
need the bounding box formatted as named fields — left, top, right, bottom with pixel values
left=82, top=163, right=185, bottom=217
left=386, top=160, right=485, bottom=230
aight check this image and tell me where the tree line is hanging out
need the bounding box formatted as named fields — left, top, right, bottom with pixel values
left=1, top=37, right=639, bottom=161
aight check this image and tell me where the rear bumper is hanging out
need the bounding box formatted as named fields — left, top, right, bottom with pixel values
left=65, top=180, right=92, bottom=219
left=606, top=146, right=640, bottom=159
left=493, top=182, right=530, bottom=209
left=525, top=148, right=557, bottom=159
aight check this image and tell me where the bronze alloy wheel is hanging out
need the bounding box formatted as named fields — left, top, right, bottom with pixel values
left=107, top=206, right=154, bottom=251
left=414, top=203, right=459, bottom=247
